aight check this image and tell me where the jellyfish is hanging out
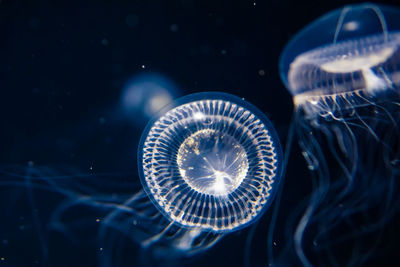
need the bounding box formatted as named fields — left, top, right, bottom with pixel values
left=120, top=73, right=180, bottom=126
left=132, top=91, right=283, bottom=256
left=278, top=3, right=400, bottom=266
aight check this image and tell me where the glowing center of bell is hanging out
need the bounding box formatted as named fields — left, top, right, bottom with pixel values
left=320, top=46, right=395, bottom=72
left=177, top=128, right=248, bottom=196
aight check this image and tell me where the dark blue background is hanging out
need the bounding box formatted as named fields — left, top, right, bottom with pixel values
left=1, top=0, right=399, bottom=266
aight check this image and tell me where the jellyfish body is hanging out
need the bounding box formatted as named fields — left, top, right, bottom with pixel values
left=279, top=3, right=400, bottom=266
left=138, top=92, right=283, bottom=233
left=120, top=73, right=180, bottom=126
left=280, top=3, right=400, bottom=119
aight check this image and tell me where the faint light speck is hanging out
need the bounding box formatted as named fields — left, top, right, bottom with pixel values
left=216, top=17, right=224, bottom=26
left=343, top=21, right=359, bottom=31
left=101, top=38, right=109, bottom=46
left=126, top=14, right=139, bottom=27
left=258, top=69, right=265, bottom=76
left=29, top=18, right=40, bottom=29
left=170, top=24, right=179, bottom=32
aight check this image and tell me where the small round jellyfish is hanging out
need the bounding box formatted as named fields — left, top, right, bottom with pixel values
left=279, top=3, right=400, bottom=266
left=138, top=92, right=283, bottom=233
left=120, top=73, right=179, bottom=125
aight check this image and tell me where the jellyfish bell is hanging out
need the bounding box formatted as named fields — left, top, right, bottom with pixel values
left=279, top=3, right=400, bottom=119
left=278, top=3, right=400, bottom=266
left=137, top=92, right=283, bottom=237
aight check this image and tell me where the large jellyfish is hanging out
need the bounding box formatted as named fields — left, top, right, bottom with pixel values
left=135, top=92, right=283, bottom=248
left=279, top=3, right=400, bottom=266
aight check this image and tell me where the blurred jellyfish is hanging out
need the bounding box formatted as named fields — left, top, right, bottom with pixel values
left=279, top=3, right=400, bottom=266
left=120, top=73, right=180, bottom=125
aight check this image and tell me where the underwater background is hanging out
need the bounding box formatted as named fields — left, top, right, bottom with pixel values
left=2, top=0, right=400, bottom=266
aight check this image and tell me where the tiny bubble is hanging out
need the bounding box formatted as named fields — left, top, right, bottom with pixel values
left=101, top=38, right=109, bottom=46
left=126, top=14, right=139, bottom=27
left=89, top=166, right=93, bottom=170
left=391, top=159, right=400, bottom=166
left=29, top=17, right=40, bottom=29
left=216, top=17, right=224, bottom=26
left=99, top=247, right=103, bottom=251
left=170, top=24, right=178, bottom=32
left=141, top=65, right=146, bottom=69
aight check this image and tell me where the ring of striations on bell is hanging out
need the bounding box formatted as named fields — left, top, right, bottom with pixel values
left=138, top=92, right=283, bottom=233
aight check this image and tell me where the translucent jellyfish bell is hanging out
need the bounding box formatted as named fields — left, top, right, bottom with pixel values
left=278, top=3, right=400, bottom=266
left=120, top=73, right=179, bottom=125
left=138, top=92, right=283, bottom=233
left=279, top=3, right=400, bottom=118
